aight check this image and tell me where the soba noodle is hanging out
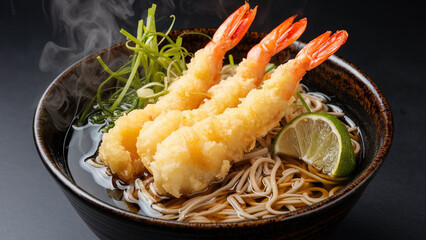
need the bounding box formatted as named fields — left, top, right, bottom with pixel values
left=85, top=64, right=361, bottom=222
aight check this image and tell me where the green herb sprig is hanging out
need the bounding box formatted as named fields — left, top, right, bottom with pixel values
left=76, top=4, right=210, bottom=131
left=296, top=91, right=312, bottom=113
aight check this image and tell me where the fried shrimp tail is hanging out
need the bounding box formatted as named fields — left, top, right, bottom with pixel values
left=137, top=17, right=307, bottom=173
left=152, top=31, right=348, bottom=197
left=98, top=3, right=256, bottom=182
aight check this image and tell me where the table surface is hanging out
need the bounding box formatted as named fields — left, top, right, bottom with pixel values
left=1, top=0, right=425, bottom=239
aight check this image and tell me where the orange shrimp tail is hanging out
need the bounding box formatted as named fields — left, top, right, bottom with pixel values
left=275, top=18, right=307, bottom=54
left=245, top=17, right=307, bottom=83
left=296, top=30, right=348, bottom=70
left=207, top=2, right=257, bottom=52
left=246, top=16, right=294, bottom=62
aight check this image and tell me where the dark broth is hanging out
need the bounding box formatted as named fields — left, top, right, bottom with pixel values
left=67, top=124, right=148, bottom=214
left=66, top=88, right=364, bottom=218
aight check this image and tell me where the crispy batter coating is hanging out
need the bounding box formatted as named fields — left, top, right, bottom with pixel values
left=98, top=49, right=222, bottom=182
left=152, top=62, right=301, bottom=197
left=151, top=30, right=348, bottom=197
left=98, top=4, right=257, bottom=182
left=137, top=17, right=308, bottom=173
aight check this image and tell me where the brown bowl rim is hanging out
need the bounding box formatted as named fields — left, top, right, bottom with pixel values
left=33, top=29, right=393, bottom=229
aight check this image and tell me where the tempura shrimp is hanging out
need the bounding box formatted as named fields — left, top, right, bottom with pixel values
left=137, top=17, right=307, bottom=172
left=98, top=3, right=257, bottom=182
left=152, top=31, right=349, bottom=198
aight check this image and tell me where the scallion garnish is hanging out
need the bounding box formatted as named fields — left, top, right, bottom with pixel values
left=229, top=54, right=234, bottom=67
left=76, top=4, right=208, bottom=131
left=296, top=91, right=311, bottom=113
left=264, top=64, right=276, bottom=74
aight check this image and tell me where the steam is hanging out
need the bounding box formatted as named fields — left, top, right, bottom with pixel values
left=39, top=0, right=136, bottom=131
left=39, top=0, right=308, bottom=131
left=40, top=0, right=134, bottom=73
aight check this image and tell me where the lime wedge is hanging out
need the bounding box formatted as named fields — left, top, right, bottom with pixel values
left=273, top=112, right=355, bottom=177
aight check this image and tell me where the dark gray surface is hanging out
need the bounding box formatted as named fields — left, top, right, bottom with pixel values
left=1, top=0, right=425, bottom=239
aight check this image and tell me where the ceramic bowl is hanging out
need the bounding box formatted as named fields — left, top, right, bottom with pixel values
left=33, top=29, right=393, bottom=240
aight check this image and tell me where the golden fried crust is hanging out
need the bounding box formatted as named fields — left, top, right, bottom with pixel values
left=152, top=61, right=301, bottom=198
left=99, top=49, right=221, bottom=182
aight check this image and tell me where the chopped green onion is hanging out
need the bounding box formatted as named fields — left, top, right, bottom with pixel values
left=229, top=54, right=234, bottom=67
left=264, top=64, right=276, bottom=74
left=76, top=4, right=209, bottom=131
left=296, top=91, right=311, bottom=113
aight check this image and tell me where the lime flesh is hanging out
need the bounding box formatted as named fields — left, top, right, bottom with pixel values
left=273, top=112, right=356, bottom=177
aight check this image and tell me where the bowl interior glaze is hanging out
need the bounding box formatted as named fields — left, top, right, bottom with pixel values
left=33, top=29, right=393, bottom=239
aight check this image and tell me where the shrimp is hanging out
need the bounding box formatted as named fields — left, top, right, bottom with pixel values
left=151, top=31, right=349, bottom=198
left=137, top=17, right=307, bottom=173
left=98, top=3, right=257, bottom=182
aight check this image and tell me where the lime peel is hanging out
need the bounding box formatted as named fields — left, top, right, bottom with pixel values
left=273, top=112, right=356, bottom=177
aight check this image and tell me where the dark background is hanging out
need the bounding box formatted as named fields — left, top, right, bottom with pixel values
left=1, top=0, right=425, bottom=239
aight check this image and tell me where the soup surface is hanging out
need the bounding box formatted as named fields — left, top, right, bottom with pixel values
left=66, top=84, right=363, bottom=221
